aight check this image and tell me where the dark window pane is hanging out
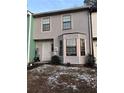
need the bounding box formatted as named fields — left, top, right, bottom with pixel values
left=43, top=24, right=50, bottom=31
left=59, top=40, right=63, bottom=56
left=63, top=21, right=71, bottom=30
left=80, top=39, right=85, bottom=56
left=66, top=47, right=76, bottom=56
left=51, top=43, right=54, bottom=52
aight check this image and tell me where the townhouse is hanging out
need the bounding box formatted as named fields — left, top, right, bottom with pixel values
left=31, top=6, right=94, bottom=64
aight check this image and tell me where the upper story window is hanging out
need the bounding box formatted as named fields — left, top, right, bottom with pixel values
left=63, top=15, right=71, bottom=30
left=42, top=17, right=50, bottom=31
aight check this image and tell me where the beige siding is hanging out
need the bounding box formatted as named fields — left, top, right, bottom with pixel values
left=33, top=11, right=89, bottom=40
left=92, top=12, right=97, bottom=61
left=92, top=12, right=97, bottom=38
left=33, top=10, right=91, bottom=64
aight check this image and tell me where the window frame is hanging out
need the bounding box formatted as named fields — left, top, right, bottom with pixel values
left=80, top=39, right=85, bottom=56
left=63, top=15, right=71, bottom=30
left=66, top=39, right=77, bottom=56
left=42, top=17, right=50, bottom=31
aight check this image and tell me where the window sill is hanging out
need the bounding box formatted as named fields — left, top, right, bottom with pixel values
left=42, top=30, right=50, bottom=31
left=63, top=28, right=72, bottom=30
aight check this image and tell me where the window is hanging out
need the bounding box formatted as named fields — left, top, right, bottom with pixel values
left=63, top=15, right=71, bottom=30
left=59, top=40, right=63, bottom=56
left=80, top=39, right=85, bottom=56
left=66, top=39, right=76, bottom=56
left=42, top=18, right=50, bottom=31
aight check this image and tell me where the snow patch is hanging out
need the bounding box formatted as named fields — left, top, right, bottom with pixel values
left=67, top=84, right=79, bottom=91
left=77, top=73, right=96, bottom=88
left=29, top=64, right=96, bottom=89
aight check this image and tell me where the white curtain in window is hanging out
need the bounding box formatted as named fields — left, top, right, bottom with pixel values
left=63, top=16, right=71, bottom=22
left=67, top=39, right=76, bottom=46
left=42, top=18, right=49, bottom=24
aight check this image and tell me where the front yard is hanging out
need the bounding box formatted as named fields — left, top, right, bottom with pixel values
left=27, top=64, right=97, bottom=93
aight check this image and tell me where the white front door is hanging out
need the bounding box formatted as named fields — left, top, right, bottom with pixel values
left=42, top=41, right=52, bottom=61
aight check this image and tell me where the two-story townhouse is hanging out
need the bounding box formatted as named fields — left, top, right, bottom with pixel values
left=32, top=6, right=93, bottom=64
left=27, top=10, right=36, bottom=63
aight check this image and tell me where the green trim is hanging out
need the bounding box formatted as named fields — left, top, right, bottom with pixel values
left=27, top=15, right=36, bottom=62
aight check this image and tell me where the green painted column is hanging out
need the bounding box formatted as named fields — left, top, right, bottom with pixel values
left=27, top=11, right=36, bottom=63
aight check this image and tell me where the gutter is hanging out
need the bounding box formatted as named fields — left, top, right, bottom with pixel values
left=90, top=11, right=94, bottom=56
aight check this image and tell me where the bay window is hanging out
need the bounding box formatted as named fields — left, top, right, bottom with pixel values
left=59, top=40, right=63, bottom=56
left=66, top=39, right=76, bottom=56
left=80, top=39, right=85, bottom=56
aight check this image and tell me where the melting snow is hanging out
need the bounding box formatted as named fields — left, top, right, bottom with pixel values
left=29, top=64, right=96, bottom=89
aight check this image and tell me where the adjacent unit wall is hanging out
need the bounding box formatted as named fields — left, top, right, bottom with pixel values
left=27, top=12, right=36, bottom=63
left=92, top=12, right=97, bottom=38
left=92, top=12, right=97, bottom=58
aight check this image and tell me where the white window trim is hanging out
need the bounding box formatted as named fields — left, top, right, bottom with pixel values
left=61, top=14, right=73, bottom=30
left=66, top=38, right=77, bottom=56
left=41, top=17, right=51, bottom=32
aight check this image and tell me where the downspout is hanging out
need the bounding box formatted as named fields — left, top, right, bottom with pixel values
left=28, top=12, right=32, bottom=63
left=88, top=11, right=91, bottom=54
left=88, top=7, right=94, bottom=56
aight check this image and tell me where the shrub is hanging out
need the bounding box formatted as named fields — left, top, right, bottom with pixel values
left=51, top=55, right=61, bottom=65
left=33, top=48, right=40, bottom=62
left=66, top=62, right=71, bottom=67
left=84, top=54, right=96, bottom=68
left=33, top=56, right=40, bottom=62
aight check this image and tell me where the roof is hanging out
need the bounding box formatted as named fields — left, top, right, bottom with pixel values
left=27, top=10, right=33, bottom=16
left=33, top=6, right=91, bottom=18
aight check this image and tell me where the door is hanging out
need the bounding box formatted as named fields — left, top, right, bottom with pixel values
left=42, top=41, right=52, bottom=61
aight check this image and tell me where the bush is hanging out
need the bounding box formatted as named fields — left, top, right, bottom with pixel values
left=51, top=55, right=61, bottom=65
left=33, top=48, right=40, bottom=62
left=33, top=56, right=40, bottom=62
left=84, top=54, right=96, bottom=68
left=66, top=62, right=71, bottom=67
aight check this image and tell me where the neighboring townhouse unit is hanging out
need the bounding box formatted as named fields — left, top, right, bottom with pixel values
left=27, top=11, right=36, bottom=63
left=91, top=8, right=97, bottom=59
left=32, top=6, right=94, bottom=64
